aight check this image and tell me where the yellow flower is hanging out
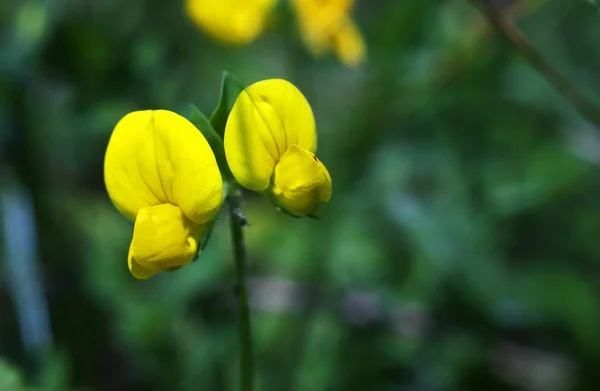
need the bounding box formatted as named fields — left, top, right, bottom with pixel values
left=104, top=110, right=223, bottom=279
left=185, top=0, right=278, bottom=45
left=292, top=0, right=366, bottom=67
left=224, top=79, right=332, bottom=216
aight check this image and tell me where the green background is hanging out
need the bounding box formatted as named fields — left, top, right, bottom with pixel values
left=2, top=0, right=600, bottom=390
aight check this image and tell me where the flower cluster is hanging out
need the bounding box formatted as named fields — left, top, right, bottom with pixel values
left=185, top=0, right=277, bottom=45
left=185, top=0, right=365, bottom=67
left=104, top=78, right=332, bottom=279
left=291, top=0, right=365, bottom=67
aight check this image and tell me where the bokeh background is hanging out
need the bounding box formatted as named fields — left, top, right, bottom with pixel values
left=2, top=0, right=600, bottom=390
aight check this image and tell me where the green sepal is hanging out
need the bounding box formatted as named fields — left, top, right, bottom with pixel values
left=199, top=219, right=217, bottom=251
left=269, top=194, right=316, bottom=219
left=262, top=190, right=300, bottom=218
left=263, top=188, right=322, bottom=220
left=190, top=219, right=217, bottom=263
left=209, top=71, right=245, bottom=138
left=190, top=181, right=232, bottom=263
left=274, top=205, right=320, bottom=220
left=275, top=205, right=303, bottom=219
left=187, top=104, right=232, bottom=180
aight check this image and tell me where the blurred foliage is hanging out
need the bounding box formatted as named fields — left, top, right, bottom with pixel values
left=2, top=0, right=600, bottom=390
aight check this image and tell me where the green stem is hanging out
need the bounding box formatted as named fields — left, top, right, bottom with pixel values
left=227, top=187, right=254, bottom=391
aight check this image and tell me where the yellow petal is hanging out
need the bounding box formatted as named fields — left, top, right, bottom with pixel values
left=128, top=243, right=157, bottom=280
left=333, top=20, right=366, bottom=67
left=224, top=79, right=316, bottom=191
left=129, top=204, right=203, bottom=277
left=104, top=110, right=162, bottom=220
left=152, top=110, right=223, bottom=224
left=104, top=110, right=223, bottom=224
left=293, top=0, right=353, bottom=28
left=271, top=144, right=331, bottom=215
left=185, top=0, right=276, bottom=45
left=292, top=0, right=355, bottom=56
left=292, top=0, right=333, bottom=55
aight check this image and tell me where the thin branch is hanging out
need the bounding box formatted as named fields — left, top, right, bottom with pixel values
left=467, top=0, right=600, bottom=126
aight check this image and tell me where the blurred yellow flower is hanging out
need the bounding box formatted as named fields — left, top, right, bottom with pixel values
left=104, top=110, right=223, bottom=279
left=224, top=79, right=332, bottom=216
left=185, top=0, right=278, bottom=45
left=292, top=0, right=366, bottom=67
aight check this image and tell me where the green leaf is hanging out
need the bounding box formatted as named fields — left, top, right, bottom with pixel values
left=209, top=71, right=245, bottom=138
left=186, top=106, right=231, bottom=263
left=187, top=104, right=232, bottom=180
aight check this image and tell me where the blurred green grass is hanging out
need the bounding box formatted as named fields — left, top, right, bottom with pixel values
left=2, top=0, right=600, bottom=390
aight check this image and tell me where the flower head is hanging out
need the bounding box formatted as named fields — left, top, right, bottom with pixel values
left=104, top=110, right=223, bottom=279
left=292, top=0, right=366, bottom=67
left=186, top=0, right=277, bottom=45
left=224, top=79, right=331, bottom=216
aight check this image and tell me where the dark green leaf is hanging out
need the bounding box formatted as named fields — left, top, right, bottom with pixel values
left=187, top=104, right=232, bottom=180
left=187, top=106, right=229, bottom=260
left=209, top=71, right=245, bottom=138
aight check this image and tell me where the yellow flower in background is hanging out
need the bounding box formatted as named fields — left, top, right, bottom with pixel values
left=185, top=0, right=278, bottom=45
left=292, top=0, right=366, bottom=67
left=224, top=79, right=332, bottom=216
left=104, top=110, right=223, bottom=279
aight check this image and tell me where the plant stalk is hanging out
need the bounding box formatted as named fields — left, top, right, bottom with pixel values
left=467, top=0, right=600, bottom=127
left=227, top=187, right=254, bottom=391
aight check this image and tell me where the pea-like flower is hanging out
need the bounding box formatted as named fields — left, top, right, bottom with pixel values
left=104, top=110, right=223, bottom=279
left=224, top=79, right=332, bottom=216
left=185, top=0, right=277, bottom=45
left=291, top=0, right=366, bottom=67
